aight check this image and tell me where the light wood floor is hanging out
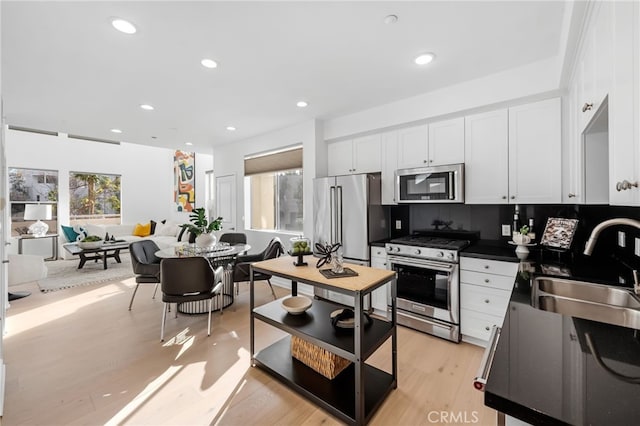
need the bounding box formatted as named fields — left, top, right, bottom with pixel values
left=3, top=276, right=496, bottom=425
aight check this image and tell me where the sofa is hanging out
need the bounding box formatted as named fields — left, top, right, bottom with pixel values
left=60, top=220, right=191, bottom=260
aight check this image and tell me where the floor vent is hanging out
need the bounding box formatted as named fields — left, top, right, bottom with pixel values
left=67, top=134, right=121, bottom=145
left=7, top=125, right=58, bottom=136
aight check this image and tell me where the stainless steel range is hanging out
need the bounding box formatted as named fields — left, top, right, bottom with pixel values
left=385, top=230, right=478, bottom=342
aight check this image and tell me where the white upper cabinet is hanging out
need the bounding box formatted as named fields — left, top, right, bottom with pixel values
left=428, top=117, right=465, bottom=166
left=465, top=99, right=561, bottom=205
left=464, top=109, right=510, bottom=204
left=327, top=134, right=382, bottom=176
left=381, top=131, right=398, bottom=205
left=396, top=120, right=465, bottom=170
left=508, top=98, right=562, bottom=204
left=609, top=1, right=639, bottom=205
left=396, top=124, right=428, bottom=169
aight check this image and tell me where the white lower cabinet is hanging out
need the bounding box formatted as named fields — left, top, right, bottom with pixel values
left=460, top=257, right=518, bottom=347
left=370, top=246, right=389, bottom=315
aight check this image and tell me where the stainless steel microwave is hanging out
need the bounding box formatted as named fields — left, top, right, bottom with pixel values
left=395, top=163, right=464, bottom=203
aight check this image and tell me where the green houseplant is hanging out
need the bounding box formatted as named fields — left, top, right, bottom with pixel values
left=181, top=207, right=222, bottom=236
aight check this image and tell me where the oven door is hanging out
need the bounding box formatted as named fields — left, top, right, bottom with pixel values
left=387, top=255, right=459, bottom=325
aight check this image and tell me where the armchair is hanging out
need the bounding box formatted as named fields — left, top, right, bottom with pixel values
left=232, top=237, right=285, bottom=299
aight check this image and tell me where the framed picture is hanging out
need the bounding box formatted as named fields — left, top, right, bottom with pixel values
left=540, top=217, right=579, bottom=250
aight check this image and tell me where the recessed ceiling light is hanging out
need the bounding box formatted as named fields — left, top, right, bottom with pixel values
left=296, top=101, right=308, bottom=108
left=415, top=53, right=435, bottom=65
left=226, top=126, right=236, bottom=131
left=185, top=142, right=193, bottom=146
left=201, top=59, right=218, bottom=69
left=140, top=104, right=154, bottom=110
left=111, top=18, right=136, bottom=34
left=110, top=128, right=122, bottom=134
left=384, top=14, right=398, bottom=24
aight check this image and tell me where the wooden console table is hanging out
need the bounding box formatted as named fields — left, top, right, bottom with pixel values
left=250, top=255, right=397, bottom=425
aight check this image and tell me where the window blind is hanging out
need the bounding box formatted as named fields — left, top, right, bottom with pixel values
left=244, top=147, right=303, bottom=176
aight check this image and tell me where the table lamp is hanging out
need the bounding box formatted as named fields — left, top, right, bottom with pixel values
left=24, top=204, right=52, bottom=237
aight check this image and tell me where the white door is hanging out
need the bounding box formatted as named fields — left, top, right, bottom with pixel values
left=216, top=174, right=236, bottom=232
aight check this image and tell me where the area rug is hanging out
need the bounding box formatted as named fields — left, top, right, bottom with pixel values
left=37, top=253, right=135, bottom=293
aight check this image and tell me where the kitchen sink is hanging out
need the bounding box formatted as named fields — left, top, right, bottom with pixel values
left=532, top=277, right=640, bottom=329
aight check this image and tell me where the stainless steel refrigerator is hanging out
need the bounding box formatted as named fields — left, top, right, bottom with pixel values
left=313, top=173, right=388, bottom=304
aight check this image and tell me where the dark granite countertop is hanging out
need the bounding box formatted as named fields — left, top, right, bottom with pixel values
left=483, top=253, right=640, bottom=424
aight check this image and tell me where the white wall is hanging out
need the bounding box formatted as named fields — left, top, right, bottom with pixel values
left=5, top=129, right=212, bottom=256
left=323, top=57, right=561, bottom=141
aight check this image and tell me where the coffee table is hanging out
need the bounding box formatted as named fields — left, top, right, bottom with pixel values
left=64, top=241, right=130, bottom=270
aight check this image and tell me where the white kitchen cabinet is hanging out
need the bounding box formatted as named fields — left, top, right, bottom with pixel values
left=464, top=109, right=510, bottom=204
left=460, top=257, right=518, bottom=347
left=428, top=117, right=465, bottom=166
left=609, top=0, right=640, bottom=206
left=381, top=131, right=398, bottom=205
left=396, top=124, right=428, bottom=169
left=564, top=71, right=584, bottom=204
left=465, top=99, right=561, bottom=204
left=370, top=246, right=389, bottom=316
left=327, top=134, right=382, bottom=176
left=508, top=98, right=562, bottom=204
left=396, top=120, right=464, bottom=170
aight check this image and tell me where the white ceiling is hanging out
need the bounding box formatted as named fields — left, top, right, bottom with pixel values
left=2, top=1, right=568, bottom=153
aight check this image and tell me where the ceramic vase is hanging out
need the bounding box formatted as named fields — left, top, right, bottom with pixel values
left=195, top=232, right=217, bottom=248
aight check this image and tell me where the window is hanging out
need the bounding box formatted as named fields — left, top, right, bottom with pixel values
left=69, top=172, right=121, bottom=225
left=8, top=167, right=58, bottom=236
left=244, top=147, right=303, bottom=232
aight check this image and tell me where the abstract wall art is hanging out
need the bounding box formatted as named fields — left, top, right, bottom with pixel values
left=174, top=150, right=195, bottom=212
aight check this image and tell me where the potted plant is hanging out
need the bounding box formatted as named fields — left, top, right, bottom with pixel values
left=513, top=225, right=532, bottom=245
left=181, top=208, right=223, bottom=247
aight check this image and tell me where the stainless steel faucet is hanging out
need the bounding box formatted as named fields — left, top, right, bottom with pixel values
left=584, top=218, right=640, bottom=295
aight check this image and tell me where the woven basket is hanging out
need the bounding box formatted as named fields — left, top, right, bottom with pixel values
left=291, top=335, right=351, bottom=379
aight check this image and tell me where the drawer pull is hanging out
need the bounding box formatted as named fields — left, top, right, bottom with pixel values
left=485, top=326, right=490, bottom=331
left=484, top=265, right=490, bottom=269
left=484, top=299, right=490, bottom=304
left=484, top=279, right=490, bottom=283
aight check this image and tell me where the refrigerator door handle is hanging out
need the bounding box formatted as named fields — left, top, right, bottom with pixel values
left=337, top=186, right=343, bottom=245
left=330, top=186, right=336, bottom=244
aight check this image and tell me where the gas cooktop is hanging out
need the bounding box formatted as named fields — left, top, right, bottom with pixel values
left=390, top=230, right=480, bottom=251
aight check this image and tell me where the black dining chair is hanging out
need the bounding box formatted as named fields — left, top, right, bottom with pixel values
left=219, top=232, right=247, bottom=245
left=231, top=237, right=285, bottom=299
left=160, top=257, right=224, bottom=341
left=129, top=240, right=161, bottom=310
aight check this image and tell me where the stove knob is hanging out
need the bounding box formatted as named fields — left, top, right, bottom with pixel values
left=447, top=253, right=455, bottom=260
left=437, top=251, right=444, bottom=258
left=415, top=249, right=421, bottom=255
left=396, top=246, right=401, bottom=252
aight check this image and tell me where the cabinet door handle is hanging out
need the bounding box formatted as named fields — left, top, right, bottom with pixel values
left=484, top=299, right=490, bottom=304
left=501, top=196, right=507, bottom=200
left=510, top=195, right=516, bottom=200
left=582, top=102, right=593, bottom=112
left=423, top=159, right=428, bottom=163
left=616, top=180, right=638, bottom=191
left=485, top=326, right=491, bottom=331
left=484, top=278, right=490, bottom=283
left=568, top=193, right=576, bottom=198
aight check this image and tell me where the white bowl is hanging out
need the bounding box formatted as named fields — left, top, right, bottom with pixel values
left=77, top=241, right=103, bottom=250
left=281, top=296, right=312, bottom=315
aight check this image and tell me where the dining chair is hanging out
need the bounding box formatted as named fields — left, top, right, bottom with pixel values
left=160, top=257, right=224, bottom=341
left=129, top=240, right=161, bottom=310
left=231, top=237, right=285, bottom=299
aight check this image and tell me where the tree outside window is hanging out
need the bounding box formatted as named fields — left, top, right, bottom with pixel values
left=69, top=172, right=121, bottom=225
left=8, top=168, right=58, bottom=236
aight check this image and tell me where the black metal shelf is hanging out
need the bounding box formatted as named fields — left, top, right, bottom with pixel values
left=253, top=297, right=394, bottom=361
left=254, top=337, right=396, bottom=425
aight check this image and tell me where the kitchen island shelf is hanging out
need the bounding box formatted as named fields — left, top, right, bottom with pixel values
left=250, top=255, right=397, bottom=425
left=253, top=296, right=394, bottom=361
left=254, top=337, right=395, bottom=425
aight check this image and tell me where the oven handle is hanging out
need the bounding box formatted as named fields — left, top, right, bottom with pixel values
left=387, top=255, right=455, bottom=272
left=473, top=325, right=501, bottom=392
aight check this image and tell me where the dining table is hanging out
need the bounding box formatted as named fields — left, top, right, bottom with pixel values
left=155, top=243, right=251, bottom=313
